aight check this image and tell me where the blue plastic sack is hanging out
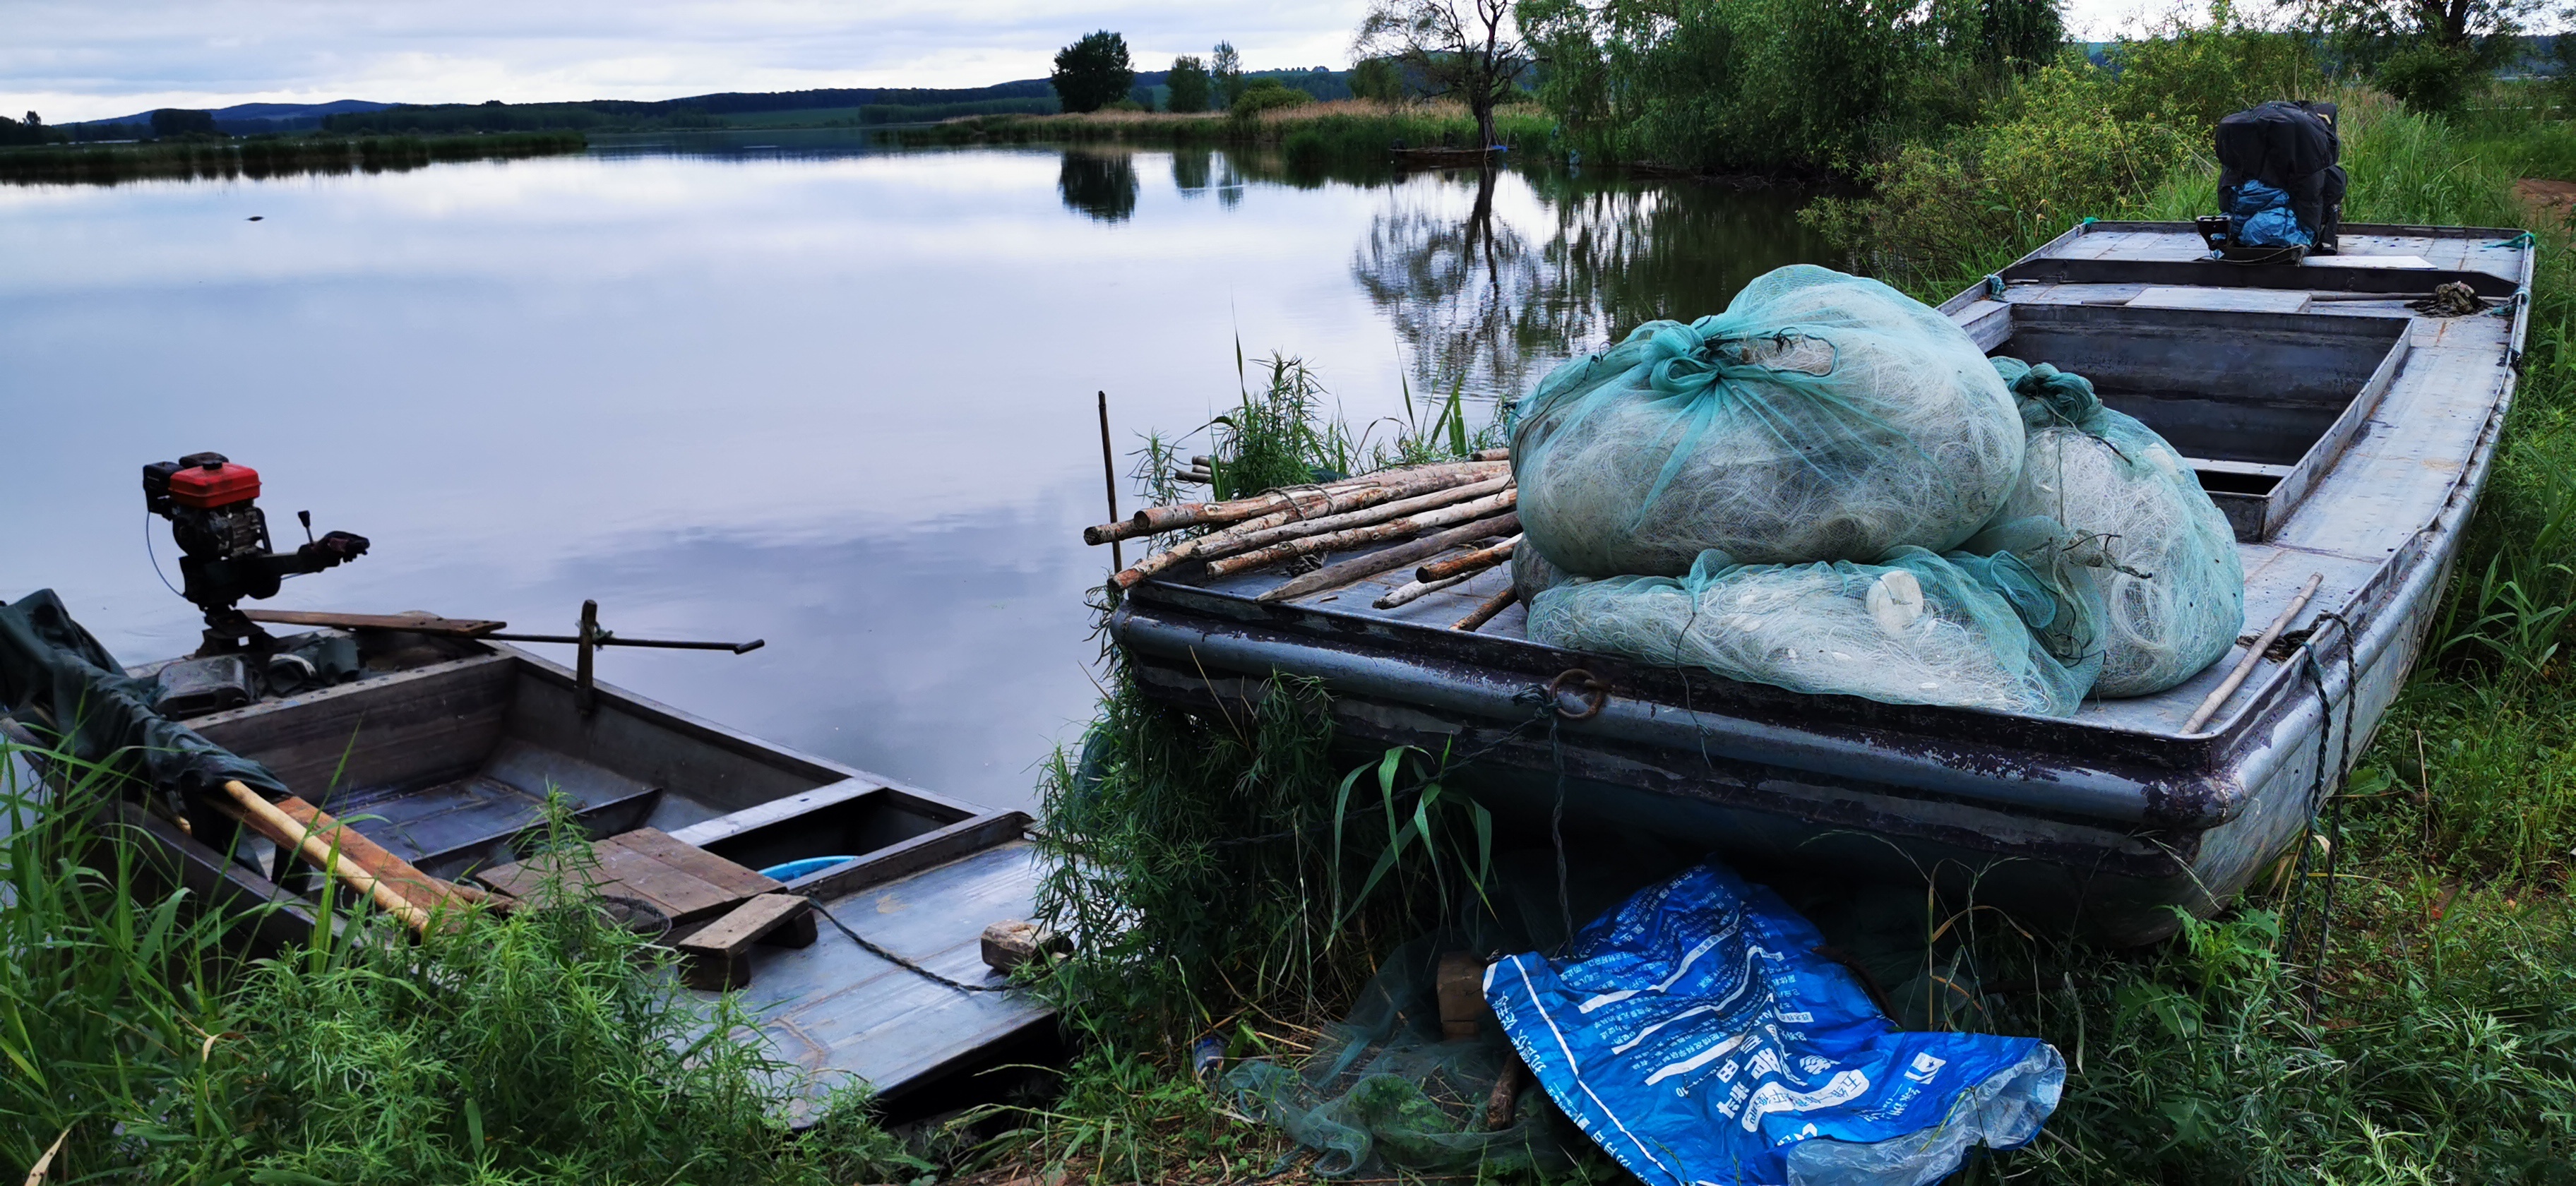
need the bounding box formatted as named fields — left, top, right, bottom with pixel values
left=2228, top=179, right=2313, bottom=248
left=1486, top=861, right=2064, bottom=1185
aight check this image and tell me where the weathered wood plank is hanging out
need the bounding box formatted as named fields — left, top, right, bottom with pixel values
left=678, top=893, right=816, bottom=990
left=242, top=609, right=504, bottom=637
left=612, top=827, right=783, bottom=900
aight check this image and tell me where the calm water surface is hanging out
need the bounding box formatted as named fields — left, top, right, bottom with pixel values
left=0, top=133, right=1835, bottom=810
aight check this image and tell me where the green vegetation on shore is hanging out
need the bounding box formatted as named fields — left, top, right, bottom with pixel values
left=0, top=131, right=588, bottom=185
left=989, top=37, right=2576, bottom=1185
left=895, top=99, right=1555, bottom=167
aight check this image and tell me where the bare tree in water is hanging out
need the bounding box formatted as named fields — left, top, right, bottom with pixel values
left=1354, top=0, right=1528, bottom=150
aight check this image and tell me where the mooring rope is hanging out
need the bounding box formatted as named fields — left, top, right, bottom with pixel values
left=799, top=892, right=1016, bottom=994
left=2278, top=609, right=2356, bottom=1017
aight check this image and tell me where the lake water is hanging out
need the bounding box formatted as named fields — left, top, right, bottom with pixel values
left=0, top=131, right=1836, bottom=810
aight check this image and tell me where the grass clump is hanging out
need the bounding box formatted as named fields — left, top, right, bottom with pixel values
left=0, top=752, right=920, bottom=1185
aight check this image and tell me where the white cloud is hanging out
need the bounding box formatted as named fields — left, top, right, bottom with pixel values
left=2, top=0, right=1371, bottom=122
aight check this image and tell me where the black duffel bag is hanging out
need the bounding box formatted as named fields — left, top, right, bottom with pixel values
left=2212, top=100, right=2346, bottom=256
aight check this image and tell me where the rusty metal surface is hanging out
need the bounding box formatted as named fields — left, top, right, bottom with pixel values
left=1110, top=221, right=2532, bottom=942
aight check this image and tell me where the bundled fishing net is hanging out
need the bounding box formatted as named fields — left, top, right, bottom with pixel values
left=1989, top=358, right=2246, bottom=697
left=1524, top=517, right=2110, bottom=716
left=1223, top=936, right=1566, bottom=1179
left=1510, top=265, right=2024, bottom=576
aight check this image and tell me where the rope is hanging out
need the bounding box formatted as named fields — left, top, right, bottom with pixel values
left=2277, top=611, right=2355, bottom=1017
left=799, top=892, right=1015, bottom=994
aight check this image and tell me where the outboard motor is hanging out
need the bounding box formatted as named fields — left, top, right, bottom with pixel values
left=143, top=452, right=369, bottom=656
left=2198, top=100, right=2346, bottom=261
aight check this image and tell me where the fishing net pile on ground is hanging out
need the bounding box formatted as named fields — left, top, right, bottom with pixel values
left=1987, top=357, right=2246, bottom=697
left=1222, top=935, right=1567, bottom=1180
left=1525, top=517, right=2112, bottom=716
left=1510, top=265, right=2024, bottom=577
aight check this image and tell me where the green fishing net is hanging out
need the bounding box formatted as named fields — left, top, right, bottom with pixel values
left=1510, top=265, right=2023, bottom=577
left=1524, top=517, right=2111, bottom=717
left=1222, top=935, right=1568, bottom=1179
left=1988, top=358, right=2246, bottom=697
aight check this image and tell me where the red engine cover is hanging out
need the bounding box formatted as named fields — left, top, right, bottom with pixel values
left=169, top=462, right=261, bottom=509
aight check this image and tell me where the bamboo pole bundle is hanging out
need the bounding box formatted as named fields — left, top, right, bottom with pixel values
left=1085, top=460, right=1506, bottom=544
left=1416, top=534, right=1520, bottom=584
left=1112, top=475, right=1511, bottom=589
left=1219, top=476, right=1510, bottom=555
left=1258, top=513, right=1519, bottom=604
left=1206, top=489, right=1517, bottom=579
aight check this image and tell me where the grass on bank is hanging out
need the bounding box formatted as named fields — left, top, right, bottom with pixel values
left=0, top=750, right=922, bottom=1185
left=0, top=132, right=588, bottom=186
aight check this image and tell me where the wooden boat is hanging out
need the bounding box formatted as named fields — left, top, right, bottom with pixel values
left=1108, top=222, right=2534, bottom=945
left=88, top=625, right=1054, bottom=1115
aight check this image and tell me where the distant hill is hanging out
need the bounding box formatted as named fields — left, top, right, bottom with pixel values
left=66, top=99, right=393, bottom=135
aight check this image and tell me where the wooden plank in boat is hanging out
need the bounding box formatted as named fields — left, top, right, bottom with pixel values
left=2303, top=254, right=2436, bottom=270
left=477, top=827, right=781, bottom=923
left=2127, top=286, right=2312, bottom=313
left=242, top=609, right=505, bottom=637
left=613, top=826, right=783, bottom=900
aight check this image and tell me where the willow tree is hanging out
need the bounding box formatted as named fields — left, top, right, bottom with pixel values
left=1354, top=0, right=1530, bottom=149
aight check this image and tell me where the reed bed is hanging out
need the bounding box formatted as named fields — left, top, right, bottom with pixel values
left=0, top=132, right=588, bottom=186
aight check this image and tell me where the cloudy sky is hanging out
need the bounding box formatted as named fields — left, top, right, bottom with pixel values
left=11, top=0, right=2155, bottom=124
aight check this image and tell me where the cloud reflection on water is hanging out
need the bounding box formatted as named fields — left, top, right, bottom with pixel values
left=0, top=135, right=1832, bottom=810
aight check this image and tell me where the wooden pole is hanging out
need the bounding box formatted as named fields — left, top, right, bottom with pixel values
left=1373, top=570, right=1477, bottom=609
left=576, top=599, right=599, bottom=718
left=1417, top=534, right=1520, bottom=584
left=1206, top=489, right=1517, bottom=578
left=1453, top=587, right=1518, bottom=633
left=1257, top=513, right=1519, bottom=604
left=1097, top=391, right=1123, bottom=573
left=222, top=780, right=432, bottom=931
left=2183, top=572, right=2324, bottom=733
left=1096, top=460, right=1508, bottom=541
left=1118, top=476, right=1511, bottom=588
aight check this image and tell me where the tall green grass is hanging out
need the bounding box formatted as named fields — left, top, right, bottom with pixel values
left=0, top=745, right=919, bottom=1183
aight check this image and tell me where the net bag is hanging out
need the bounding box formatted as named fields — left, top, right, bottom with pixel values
left=1510, top=265, right=2024, bottom=576
left=1989, top=358, right=2245, bottom=697
left=1523, top=518, right=2109, bottom=717
left=1222, top=935, right=1566, bottom=1178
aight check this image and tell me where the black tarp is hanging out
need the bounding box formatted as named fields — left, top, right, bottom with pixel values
left=2215, top=100, right=2347, bottom=251
left=0, top=589, right=288, bottom=813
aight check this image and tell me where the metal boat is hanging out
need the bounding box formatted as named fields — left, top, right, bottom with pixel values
left=1108, top=222, right=2534, bottom=944
left=51, top=624, right=1052, bottom=1114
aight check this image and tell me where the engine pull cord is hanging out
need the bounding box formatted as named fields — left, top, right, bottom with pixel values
left=145, top=512, right=181, bottom=599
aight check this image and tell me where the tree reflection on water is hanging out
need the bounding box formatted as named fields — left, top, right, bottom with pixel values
left=1059, top=151, right=1139, bottom=222
left=1349, top=164, right=1835, bottom=410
